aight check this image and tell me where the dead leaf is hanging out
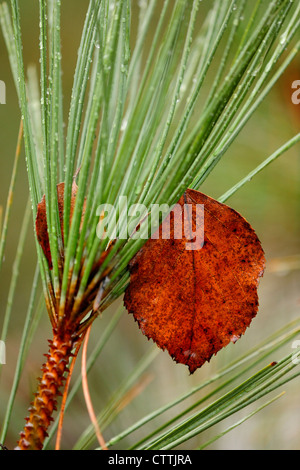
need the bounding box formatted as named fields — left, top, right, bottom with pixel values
left=124, top=189, right=265, bottom=373
left=35, top=182, right=79, bottom=269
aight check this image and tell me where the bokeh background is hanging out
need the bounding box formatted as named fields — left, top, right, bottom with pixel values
left=0, top=1, right=299, bottom=450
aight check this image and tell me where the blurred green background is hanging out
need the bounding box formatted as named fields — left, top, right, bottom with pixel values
left=0, top=0, right=299, bottom=450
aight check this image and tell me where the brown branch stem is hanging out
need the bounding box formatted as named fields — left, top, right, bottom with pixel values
left=15, top=329, right=76, bottom=450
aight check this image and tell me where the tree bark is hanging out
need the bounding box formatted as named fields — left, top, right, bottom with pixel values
left=15, top=329, right=75, bottom=450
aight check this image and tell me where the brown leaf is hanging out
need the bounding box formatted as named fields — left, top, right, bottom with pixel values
left=124, top=189, right=265, bottom=373
left=35, top=182, right=79, bottom=269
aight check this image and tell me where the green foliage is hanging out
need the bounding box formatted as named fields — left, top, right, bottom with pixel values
left=0, top=0, right=300, bottom=450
